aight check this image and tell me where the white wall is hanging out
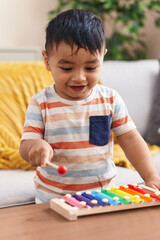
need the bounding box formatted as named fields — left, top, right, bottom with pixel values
left=0, top=0, right=57, bottom=52
left=0, top=0, right=160, bottom=59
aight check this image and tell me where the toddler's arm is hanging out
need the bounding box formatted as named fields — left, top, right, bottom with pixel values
left=117, top=129, right=160, bottom=190
left=19, top=139, right=54, bottom=168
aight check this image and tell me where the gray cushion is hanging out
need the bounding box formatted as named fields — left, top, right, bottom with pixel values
left=144, top=59, right=160, bottom=146
left=0, top=170, right=35, bottom=208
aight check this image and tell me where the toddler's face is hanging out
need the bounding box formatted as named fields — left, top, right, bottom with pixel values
left=43, top=41, right=105, bottom=101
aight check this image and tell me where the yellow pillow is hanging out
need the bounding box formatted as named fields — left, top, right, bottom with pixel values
left=0, top=62, right=53, bottom=169
left=112, top=132, right=160, bottom=170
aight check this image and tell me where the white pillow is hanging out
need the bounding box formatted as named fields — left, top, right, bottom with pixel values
left=0, top=170, right=35, bottom=208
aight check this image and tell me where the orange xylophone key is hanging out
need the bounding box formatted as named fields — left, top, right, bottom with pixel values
left=119, top=186, right=153, bottom=202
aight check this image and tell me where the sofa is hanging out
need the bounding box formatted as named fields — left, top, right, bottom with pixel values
left=0, top=59, right=160, bottom=208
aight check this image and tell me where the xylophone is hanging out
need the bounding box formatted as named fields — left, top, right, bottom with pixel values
left=50, top=184, right=160, bottom=221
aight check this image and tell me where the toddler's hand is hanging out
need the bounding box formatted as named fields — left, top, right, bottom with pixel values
left=145, top=176, right=160, bottom=191
left=28, top=139, right=53, bottom=168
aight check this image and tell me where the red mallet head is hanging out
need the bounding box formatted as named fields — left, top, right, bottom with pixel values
left=57, top=165, right=67, bottom=175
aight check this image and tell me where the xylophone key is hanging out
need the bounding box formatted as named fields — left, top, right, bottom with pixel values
left=120, top=186, right=153, bottom=202
left=97, top=190, right=122, bottom=205
left=101, top=189, right=132, bottom=204
left=63, top=195, right=85, bottom=209
left=110, top=187, right=143, bottom=203
left=92, top=190, right=118, bottom=205
left=82, top=191, right=109, bottom=206
left=72, top=193, right=97, bottom=207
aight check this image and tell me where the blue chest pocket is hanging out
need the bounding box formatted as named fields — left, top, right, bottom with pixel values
left=89, top=115, right=111, bottom=146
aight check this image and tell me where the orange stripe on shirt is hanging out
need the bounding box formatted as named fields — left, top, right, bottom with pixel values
left=23, top=126, right=44, bottom=134
left=40, top=101, right=71, bottom=110
left=40, top=97, right=114, bottom=110
left=36, top=170, right=114, bottom=191
left=50, top=137, right=111, bottom=149
left=45, top=110, right=112, bottom=123
left=111, top=116, right=130, bottom=128
left=83, top=96, right=114, bottom=106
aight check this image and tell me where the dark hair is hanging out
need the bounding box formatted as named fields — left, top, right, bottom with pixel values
left=45, top=9, right=105, bottom=55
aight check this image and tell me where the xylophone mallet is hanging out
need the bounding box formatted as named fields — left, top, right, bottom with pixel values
left=46, top=161, right=67, bottom=174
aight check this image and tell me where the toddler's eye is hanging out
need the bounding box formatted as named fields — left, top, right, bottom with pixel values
left=61, top=67, right=72, bottom=71
left=86, top=67, right=97, bottom=71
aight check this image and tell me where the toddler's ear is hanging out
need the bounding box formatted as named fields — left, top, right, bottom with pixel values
left=42, top=50, right=51, bottom=71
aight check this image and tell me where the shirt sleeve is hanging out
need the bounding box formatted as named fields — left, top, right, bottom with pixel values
left=21, top=97, right=44, bottom=140
left=111, top=91, right=136, bottom=136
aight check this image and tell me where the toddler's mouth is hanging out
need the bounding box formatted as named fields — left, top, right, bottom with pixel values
left=69, top=85, right=86, bottom=92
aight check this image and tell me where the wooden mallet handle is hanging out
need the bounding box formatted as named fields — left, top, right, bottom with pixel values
left=46, top=161, right=58, bottom=169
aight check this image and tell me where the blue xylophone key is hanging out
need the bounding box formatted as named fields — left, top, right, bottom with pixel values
left=92, top=190, right=121, bottom=205
left=82, top=191, right=109, bottom=206
left=72, top=193, right=96, bottom=207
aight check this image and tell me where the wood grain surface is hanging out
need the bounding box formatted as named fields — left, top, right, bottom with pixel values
left=0, top=203, right=160, bottom=240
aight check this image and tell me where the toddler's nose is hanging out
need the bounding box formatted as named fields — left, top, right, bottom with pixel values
left=72, top=71, right=86, bottom=83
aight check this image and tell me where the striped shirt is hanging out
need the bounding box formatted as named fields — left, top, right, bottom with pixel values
left=22, top=84, right=136, bottom=202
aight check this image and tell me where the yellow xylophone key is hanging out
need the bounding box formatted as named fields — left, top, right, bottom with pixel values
left=110, top=187, right=143, bottom=203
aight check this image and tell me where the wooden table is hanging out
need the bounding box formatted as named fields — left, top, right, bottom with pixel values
left=1, top=203, right=160, bottom=240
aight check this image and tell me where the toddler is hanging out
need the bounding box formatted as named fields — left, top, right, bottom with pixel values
left=20, top=9, right=160, bottom=203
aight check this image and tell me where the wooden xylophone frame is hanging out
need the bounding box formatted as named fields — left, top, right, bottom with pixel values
left=50, top=184, right=160, bottom=221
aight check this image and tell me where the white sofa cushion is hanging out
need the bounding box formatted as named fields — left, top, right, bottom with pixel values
left=116, top=167, right=143, bottom=186
left=0, top=170, right=35, bottom=208
left=101, top=60, right=159, bottom=136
